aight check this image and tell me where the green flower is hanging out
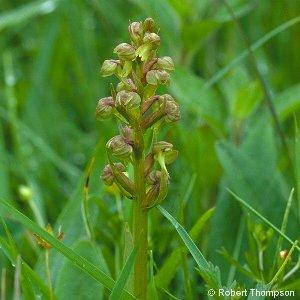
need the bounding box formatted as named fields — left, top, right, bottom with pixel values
left=114, top=43, right=136, bottom=61
left=100, top=59, right=120, bottom=77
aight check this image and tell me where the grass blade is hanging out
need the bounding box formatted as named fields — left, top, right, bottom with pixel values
left=155, top=207, right=215, bottom=288
left=0, top=199, right=134, bottom=299
left=158, top=205, right=221, bottom=291
left=109, top=248, right=137, bottom=300
left=0, top=0, right=58, bottom=32
left=294, top=117, right=300, bottom=219
left=205, top=15, right=300, bottom=88
left=227, top=189, right=300, bottom=252
left=158, top=206, right=209, bottom=270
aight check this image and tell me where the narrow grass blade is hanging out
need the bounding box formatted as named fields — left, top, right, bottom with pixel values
left=158, top=206, right=209, bottom=270
left=0, top=218, right=53, bottom=299
left=148, top=250, right=158, bottom=300
left=294, top=117, right=300, bottom=219
left=1, top=268, right=6, bottom=300
left=109, top=248, right=137, bottom=300
left=227, top=189, right=300, bottom=252
left=155, top=207, right=215, bottom=288
left=271, top=189, right=295, bottom=274
left=13, top=256, right=21, bottom=300
left=269, top=241, right=298, bottom=286
left=0, top=199, right=134, bottom=299
left=158, top=205, right=221, bottom=291
left=0, top=107, right=80, bottom=180
left=0, top=0, right=58, bottom=32
left=205, top=15, right=300, bottom=88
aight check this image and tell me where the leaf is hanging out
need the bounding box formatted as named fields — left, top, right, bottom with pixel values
left=0, top=123, right=10, bottom=199
left=182, top=20, right=220, bottom=52
left=0, top=0, right=58, bottom=31
left=215, top=117, right=294, bottom=229
left=295, top=118, right=300, bottom=220
left=155, top=207, right=215, bottom=288
left=275, top=84, right=300, bottom=120
left=205, top=16, right=300, bottom=88
left=109, top=248, right=137, bottom=300
left=0, top=199, right=134, bottom=299
left=227, top=190, right=300, bottom=252
left=55, top=240, right=104, bottom=300
left=0, top=219, right=53, bottom=299
left=231, top=80, right=263, bottom=120
left=213, top=0, right=256, bottom=22
left=170, top=67, right=226, bottom=135
left=158, top=206, right=222, bottom=291
left=247, top=282, right=269, bottom=300
left=148, top=251, right=158, bottom=300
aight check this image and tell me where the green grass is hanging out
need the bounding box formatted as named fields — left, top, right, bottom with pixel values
left=0, top=0, right=300, bottom=299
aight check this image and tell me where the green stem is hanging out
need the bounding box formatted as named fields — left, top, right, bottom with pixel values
left=45, top=250, right=54, bottom=300
left=132, top=125, right=148, bottom=300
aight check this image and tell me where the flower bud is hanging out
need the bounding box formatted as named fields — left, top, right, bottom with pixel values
left=136, top=32, right=160, bottom=61
left=34, top=224, right=64, bottom=249
left=147, top=170, right=161, bottom=185
left=116, top=61, right=132, bottom=78
left=153, top=141, right=173, bottom=154
left=144, top=153, right=154, bottom=176
left=96, top=97, right=115, bottom=120
left=146, top=70, right=170, bottom=85
left=106, top=135, right=133, bottom=159
left=143, top=170, right=169, bottom=208
left=116, top=78, right=137, bottom=92
left=160, top=94, right=180, bottom=123
left=114, top=43, right=136, bottom=61
left=279, top=250, right=289, bottom=260
left=121, top=126, right=133, bottom=140
left=143, top=18, right=155, bottom=32
left=100, top=59, right=120, bottom=77
left=128, top=21, right=143, bottom=43
left=101, top=163, right=125, bottom=186
left=18, top=185, right=33, bottom=202
left=143, top=32, right=160, bottom=46
left=153, top=141, right=178, bottom=165
left=116, top=90, right=141, bottom=109
left=156, top=56, right=174, bottom=71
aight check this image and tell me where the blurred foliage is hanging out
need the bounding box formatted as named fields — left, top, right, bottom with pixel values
left=0, top=0, right=300, bottom=299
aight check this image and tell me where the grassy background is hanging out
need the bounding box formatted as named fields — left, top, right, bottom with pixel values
left=1, top=0, right=300, bottom=299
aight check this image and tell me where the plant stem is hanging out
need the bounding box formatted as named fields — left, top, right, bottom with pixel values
left=132, top=124, right=148, bottom=300
left=45, top=250, right=54, bottom=300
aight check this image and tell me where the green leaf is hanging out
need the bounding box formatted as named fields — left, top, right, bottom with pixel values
left=0, top=0, right=58, bottom=32
left=148, top=250, right=158, bottom=300
left=0, top=219, right=53, bottom=299
left=0, top=199, right=134, bottom=299
left=227, top=190, right=300, bottom=253
left=0, top=123, right=10, bottom=199
left=205, top=16, right=300, bottom=88
left=155, top=207, right=215, bottom=288
left=275, top=84, right=300, bottom=120
left=182, top=20, right=220, bottom=52
left=109, top=248, right=137, bottom=300
left=231, top=80, right=263, bottom=120
left=158, top=206, right=222, bottom=291
left=170, top=67, right=226, bottom=135
left=215, top=117, right=294, bottom=229
left=295, top=118, right=300, bottom=220
left=247, top=282, right=269, bottom=300
left=55, top=240, right=104, bottom=300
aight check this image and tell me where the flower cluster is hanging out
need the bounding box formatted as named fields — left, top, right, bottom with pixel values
left=97, top=18, right=180, bottom=209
